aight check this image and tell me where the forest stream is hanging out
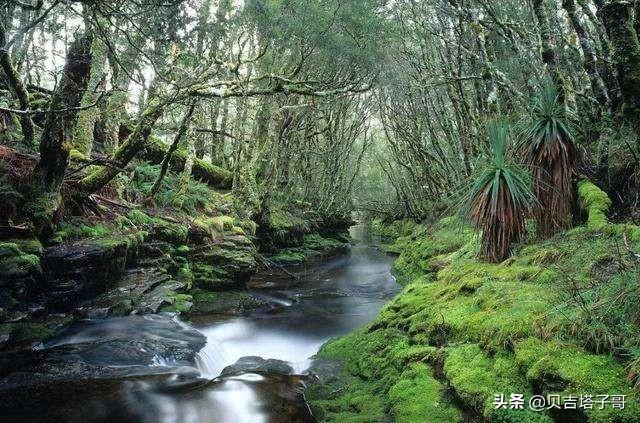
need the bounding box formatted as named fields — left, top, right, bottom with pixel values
left=1, top=226, right=399, bottom=422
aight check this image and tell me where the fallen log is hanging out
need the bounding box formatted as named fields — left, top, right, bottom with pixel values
left=143, top=137, right=233, bottom=190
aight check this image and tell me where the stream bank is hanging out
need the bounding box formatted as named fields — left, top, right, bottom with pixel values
left=0, top=193, right=350, bottom=353
left=306, top=181, right=640, bottom=422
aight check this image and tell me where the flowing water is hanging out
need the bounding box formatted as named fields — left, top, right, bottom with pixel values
left=0, top=226, right=399, bottom=422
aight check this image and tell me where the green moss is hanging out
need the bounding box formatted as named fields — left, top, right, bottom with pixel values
left=192, top=263, right=229, bottom=289
left=310, top=214, right=640, bottom=422
left=123, top=210, right=187, bottom=244
left=515, top=338, right=640, bottom=422
left=207, top=215, right=235, bottom=232
left=577, top=179, right=612, bottom=230
left=389, top=363, right=461, bottom=422
left=162, top=292, right=193, bottom=313
left=391, top=217, right=475, bottom=285
left=444, top=343, right=553, bottom=422
left=176, top=245, right=190, bottom=255
left=269, top=233, right=346, bottom=265
left=369, top=218, right=418, bottom=242
left=0, top=241, right=42, bottom=280
left=270, top=248, right=306, bottom=265
left=0, top=314, right=74, bottom=345
left=52, top=219, right=112, bottom=243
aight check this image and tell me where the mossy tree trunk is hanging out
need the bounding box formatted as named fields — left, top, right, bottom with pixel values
left=533, top=0, right=568, bottom=105
left=599, top=0, right=640, bottom=127
left=78, top=98, right=165, bottom=194
left=147, top=101, right=197, bottom=200
left=562, top=0, right=610, bottom=111
left=72, top=33, right=107, bottom=155
left=173, top=109, right=198, bottom=208
left=103, top=33, right=140, bottom=151
left=26, top=32, right=93, bottom=236
left=0, top=21, right=35, bottom=146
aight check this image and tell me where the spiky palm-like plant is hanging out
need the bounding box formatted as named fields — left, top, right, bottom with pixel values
left=461, top=121, right=536, bottom=262
left=520, top=84, right=577, bottom=237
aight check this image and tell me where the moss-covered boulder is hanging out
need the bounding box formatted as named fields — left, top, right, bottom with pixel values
left=269, top=233, right=348, bottom=265
left=0, top=239, right=43, bottom=304
left=191, top=235, right=257, bottom=290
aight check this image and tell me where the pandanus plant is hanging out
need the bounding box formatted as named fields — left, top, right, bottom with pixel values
left=520, top=84, right=577, bottom=237
left=461, top=121, right=536, bottom=262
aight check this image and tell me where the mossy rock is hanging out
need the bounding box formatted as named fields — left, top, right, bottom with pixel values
left=188, top=289, right=266, bottom=315
left=0, top=240, right=43, bottom=302
left=269, top=234, right=347, bottom=265
left=0, top=314, right=74, bottom=350
left=515, top=338, right=640, bottom=422
left=160, top=292, right=193, bottom=313
left=123, top=210, right=187, bottom=245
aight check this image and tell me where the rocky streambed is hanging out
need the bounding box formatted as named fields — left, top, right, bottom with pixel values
left=0, top=226, right=398, bottom=422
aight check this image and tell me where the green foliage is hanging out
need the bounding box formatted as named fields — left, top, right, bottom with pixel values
left=518, top=83, right=577, bottom=237
left=121, top=210, right=187, bottom=245
left=124, top=162, right=222, bottom=214
left=0, top=240, right=42, bottom=279
left=460, top=120, right=536, bottom=262
left=52, top=219, right=112, bottom=243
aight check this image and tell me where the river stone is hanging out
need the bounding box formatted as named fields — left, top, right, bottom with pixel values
left=0, top=313, right=205, bottom=389
left=41, top=235, right=143, bottom=310
left=221, top=356, right=294, bottom=376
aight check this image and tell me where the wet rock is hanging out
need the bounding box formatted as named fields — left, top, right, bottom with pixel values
left=41, top=233, right=144, bottom=310
left=191, top=235, right=257, bottom=290
left=0, top=313, right=73, bottom=353
left=0, top=313, right=205, bottom=389
left=221, top=356, right=294, bottom=377
left=77, top=266, right=187, bottom=318
left=189, top=289, right=267, bottom=316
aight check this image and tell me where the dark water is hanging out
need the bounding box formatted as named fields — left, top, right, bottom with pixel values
left=0, top=226, right=398, bottom=422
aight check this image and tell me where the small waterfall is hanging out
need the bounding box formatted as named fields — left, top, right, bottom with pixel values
left=195, top=335, right=231, bottom=379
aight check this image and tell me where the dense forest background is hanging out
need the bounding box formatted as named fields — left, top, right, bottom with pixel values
left=2, top=0, right=639, bottom=236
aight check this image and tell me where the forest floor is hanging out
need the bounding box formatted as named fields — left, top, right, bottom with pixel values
left=306, top=180, right=640, bottom=423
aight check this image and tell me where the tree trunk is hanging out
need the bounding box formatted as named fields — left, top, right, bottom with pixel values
left=147, top=101, right=197, bottom=199
left=143, top=135, right=232, bottom=189
left=78, top=98, right=164, bottom=194
left=599, top=0, right=640, bottom=126
left=563, top=0, right=610, bottom=110
left=0, top=22, right=35, bottom=146
left=533, top=0, right=568, bottom=103
left=173, top=114, right=197, bottom=208
left=72, top=34, right=107, bottom=155
left=26, top=32, right=93, bottom=236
